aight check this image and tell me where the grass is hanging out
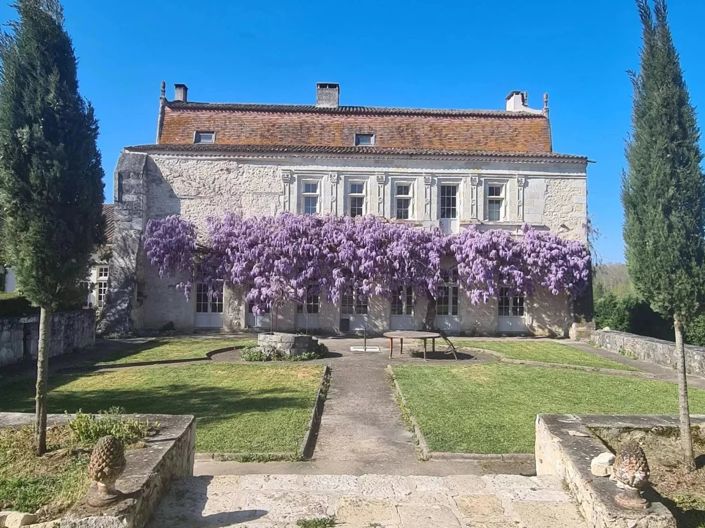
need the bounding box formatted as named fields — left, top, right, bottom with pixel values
left=94, top=337, right=257, bottom=366
left=0, top=363, right=324, bottom=456
left=391, top=363, right=705, bottom=454
left=454, top=339, right=635, bottom=370
left=0, top=426, right=88, bottom=518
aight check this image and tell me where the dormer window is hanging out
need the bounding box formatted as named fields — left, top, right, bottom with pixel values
left=194, top=131, right=215, bottom=144
left=354, top=133, right=375, bottom=146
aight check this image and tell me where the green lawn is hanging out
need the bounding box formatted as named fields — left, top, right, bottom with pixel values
left=94, top=337, right=257, bottom=366
left=392, top=363, right=705, bottom=454
left=0, top=363, right=323, bottom=457
left=454, top=339, right=634, bottom=370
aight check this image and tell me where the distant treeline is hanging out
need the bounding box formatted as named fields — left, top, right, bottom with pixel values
left=593, top=263, right=705, bottom=346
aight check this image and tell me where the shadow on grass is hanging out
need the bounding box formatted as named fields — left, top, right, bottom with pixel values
left=0, top=378, right=316, bottom=426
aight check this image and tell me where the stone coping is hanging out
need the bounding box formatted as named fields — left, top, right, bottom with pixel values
left=0, top=412, right=195, bottom=528
left=535, top=414, right=705, bottom=528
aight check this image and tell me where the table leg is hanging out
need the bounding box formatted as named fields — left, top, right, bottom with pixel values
left=388, top=337, right=393, bottom=359
left=400, top=338, right=404, bottom=355
left=432, top=338, right=436, bottom=354
left=424, top=339, right=427, bottom=353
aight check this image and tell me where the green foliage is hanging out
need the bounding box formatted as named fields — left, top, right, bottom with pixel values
left=241, top=343, right=326, bottom=362
left=622, top=0, right=705, bottom=323
left=593, top=263, right=635, bottom=300
left=0, top=293, right=37, bottom=317
left=0, top=0, right=104, bottom=310
left=68, top=407, right=155, bottom=446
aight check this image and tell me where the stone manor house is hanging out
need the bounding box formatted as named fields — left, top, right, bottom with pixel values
left=100, top=82, right=588, bottom=337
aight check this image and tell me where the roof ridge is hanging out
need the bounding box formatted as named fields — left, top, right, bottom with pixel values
left=164, top=101, right=547, bottom=118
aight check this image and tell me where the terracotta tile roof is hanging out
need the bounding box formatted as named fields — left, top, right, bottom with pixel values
left=158, top=101, right=554, bottom=154
left=126, top=143, right=587, bottom=162
left=102, top=204, right=114, bottom=244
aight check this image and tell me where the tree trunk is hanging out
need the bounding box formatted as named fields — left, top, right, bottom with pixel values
left=35, top=306, right=51, bottom=455
left=423, top=289, right=436, bottom=331
left=674, top=314, right=695, bottom=471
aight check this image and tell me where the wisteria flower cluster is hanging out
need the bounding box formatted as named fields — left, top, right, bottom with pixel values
left=144, top=213, right=591, bottom=313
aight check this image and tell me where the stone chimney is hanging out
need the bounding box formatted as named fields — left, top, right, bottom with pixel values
left=316, top=83, right=339, bottom=108
left=174, top=83, right=188, bottom=102
left=505, top=90, right=529, bottom=112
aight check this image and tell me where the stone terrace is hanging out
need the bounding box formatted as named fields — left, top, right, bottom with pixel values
left=149, top=473, right=585, bottom=528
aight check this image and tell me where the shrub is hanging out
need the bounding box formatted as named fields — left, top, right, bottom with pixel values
left=594, top=293, right=674, bottom=342
left=241, top=342, right=326, bottom=362
left=68, top=407, right=156, bottom=446
left=0, top=294, right=38, bottom=317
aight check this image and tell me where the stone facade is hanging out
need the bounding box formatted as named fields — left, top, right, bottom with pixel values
left=102, top=85, right=589, bottom=336
left=589, top=329, right=705, bottom=376
left=0, top=310, right=95, bottom=367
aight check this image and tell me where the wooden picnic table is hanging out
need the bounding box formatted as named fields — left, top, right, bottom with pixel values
left=383, top=330, right=442, bottom=361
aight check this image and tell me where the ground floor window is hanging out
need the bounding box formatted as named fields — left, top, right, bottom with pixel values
left=498, top=287, right=525, bottom=317
left=342, top=288, right=368, bottom=315
left=296, top=292, right=320, bottom=314
left=437, top=269, right=459, bottom=316
left=197, top=283, right=224, bottom=313
left=391, top=286, right=414, bottom=315
left=248, top=301, right=271, bottom=314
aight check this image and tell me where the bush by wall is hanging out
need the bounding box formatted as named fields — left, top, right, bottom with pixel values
left=0, top=293, right=38, bottom=317
left=594, top=292, right=705, bottom=346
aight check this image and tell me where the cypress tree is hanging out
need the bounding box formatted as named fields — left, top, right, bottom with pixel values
left=623, top=0, right=705, bottom=470
left=0, top=0, right=104, bottom=454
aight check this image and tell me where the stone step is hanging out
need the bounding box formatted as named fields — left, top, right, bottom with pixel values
left=149, top=473, right=586, bottom=528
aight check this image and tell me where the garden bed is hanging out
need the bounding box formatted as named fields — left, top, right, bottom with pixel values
left=593, top=421, right=705, bottom=527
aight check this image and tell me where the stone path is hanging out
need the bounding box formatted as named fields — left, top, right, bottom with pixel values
left=149, top=473, right=586, bottom=528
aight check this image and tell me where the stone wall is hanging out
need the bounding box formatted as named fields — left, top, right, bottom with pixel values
left=0, top=310, right=95, bottom=367
left=589, top=329, right=705, bottom=376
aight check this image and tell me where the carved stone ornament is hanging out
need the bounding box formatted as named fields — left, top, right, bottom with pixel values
left=611, top=440, right=650, bottom=510
left=87, top=435, right=127, bottom=507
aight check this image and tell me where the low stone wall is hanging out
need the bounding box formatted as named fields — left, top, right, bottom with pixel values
left=536, top=414, right=678, bottom=528
left=589, top=329, right=705, bottom=375
left=0, top=310, right=95, bottom=367
left=0, top=412, right=195, bottom=528
left=258, top=332, right=315, bottom=357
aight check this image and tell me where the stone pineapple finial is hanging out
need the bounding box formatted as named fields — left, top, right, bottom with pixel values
left=87, top=435, right=127, bottom=506
left=611, top=440, right=650, bottom=509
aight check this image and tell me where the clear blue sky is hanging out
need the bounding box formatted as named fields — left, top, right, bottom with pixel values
left=1, top=0, right=704, bottom=263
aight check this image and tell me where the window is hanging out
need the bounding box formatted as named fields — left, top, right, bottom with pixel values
left=486, top=184, right=505, bottom=222
left=436, top=268, right=459, bottom=316
left=391, top=286, right=414, bottom=315
left=498, top=287, right=525, bottom=317
left=196, top=283, right=224, bottom=313
left=296, top=292, right=320, bottom=314
left=348, top=181, right=365, bottom=217
left=194, top=131, right=215, bottom=144
left=97, top=281, right=108, bottom=307
left=394, top=183, right=412, bottom=220
left=98, top=266, right=109, bottom=279
left=302, top=181, right=319, bottom=214
left=341, top=288, right=368, bottom=315
left=440, top=185, right=458, bottom=219
left=354, top=133, right=375, bottom=146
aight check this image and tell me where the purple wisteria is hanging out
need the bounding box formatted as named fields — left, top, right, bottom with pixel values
left=144, top=213, right=591, bottom=312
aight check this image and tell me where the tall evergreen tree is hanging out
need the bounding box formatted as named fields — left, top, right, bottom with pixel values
left=623, top=0, right=705, bottom=470
left=0, top=0, right=104, bottom=454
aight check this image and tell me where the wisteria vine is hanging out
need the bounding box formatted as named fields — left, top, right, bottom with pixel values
left=144, top=213, right=591, bottom=313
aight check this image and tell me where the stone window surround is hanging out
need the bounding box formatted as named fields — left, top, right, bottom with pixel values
left=299, top=176, right=322, bottom=214
left=346, top=178, right=367, bottom=217
left=392, top=179, right=415, bottom=220
left=483, top=179, right=509, bottom=222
